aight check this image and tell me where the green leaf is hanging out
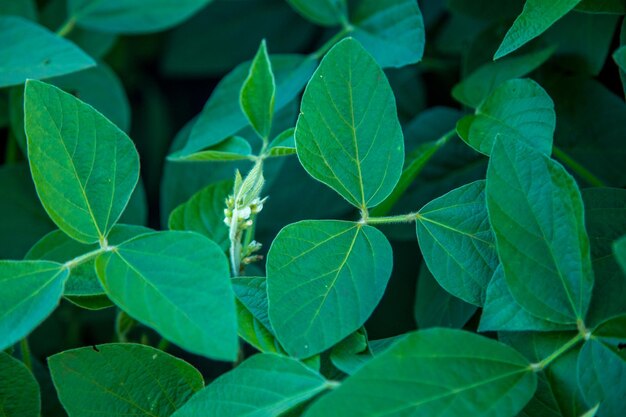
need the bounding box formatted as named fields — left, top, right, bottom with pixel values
left=495, top=0, right=583, bottom=59
left=578, top=337, right=626, bottom=417
left=453, top=46, right=555, bottom=108
left=286, top=0, right=347, bottom=26
left=304, top=328, right=537, bottom=417
left=479, top=265, right=571, bottom=332
left=24, top=80, right=140, bottom=245
left=416, top=180, right=498, bottom=306
left=26, top=225, right=151, bottom=300
left=236, top=299, right=284, bottom=354
left=96, top=231, right=238, bottom=361
left=615, top=235, right=626, bottom=274
left=176, top=55, right=317, bottom=159
left=350, top=0, right=426, bottom=68
left=49, top=343, right=204, bottom=417
left=583, top=188, right=626, bottom=326
left=0, top=352, right=40, bottom=417
left=486, top=139, right=594, bottom=324
left=177, top=136, right=254, bottom=162
left=168, top=179, right=232, bottom=251
left=0, top=0, right=37, bottom=20
left=0, top=16, right=94, bottom=88
left=414, top=262, right=477, bottom=329
left=296, top=38, right=404, bottom=209
left=0, top=261, right=68, bottom=351
left=614, top=45, right=626, bottom=72
left=232, top=276, right=272, bottom=331
left=267, top=128, right=297, bottom=157
left=267, top=220, right=392, bottom=358
left=240, top=40, right=276, bottom=139
left=457, top=79, right=555, bottom=156
left=68, top=0, right=213, bottom=34
left=172, top=353, right=330, bottom=417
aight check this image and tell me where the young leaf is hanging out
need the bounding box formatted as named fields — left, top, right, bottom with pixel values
left=232, top=276, right=272, bottom=331
left=350, top=0, right=426, bottom=68
left=0, top=261, right=68, bottom=351
left=0, top=17, right=94, bottom=88
left=95, top=231, right=238, bottom=361
left=304, top=328, right=537, bottom=417
left=240, top=40, right=276, bottom=139
left=577, top=317, right=626, bottom=417
left=177, top=136, right=254, bottom=162
left=414, top=262, right=477, bottom=330
left=26, top=225, right=151, bottom=299
left=286, top=0, right=347, bottom=26
left=495, top=0, right=582, bottom=59
left=296, top=38, right=404, bottom=210
left=267, top=220, right=393, bottom=358
left=453, top=46, right=555, bottom=108
left=0, top=352, right=40, bottom=417
left=267, top=128, right=297, bottom=157
left=416, top=180, right=498, bottom=306
left=49, top=343, right=204, bottom=417
left=67, top=0, right=212, bottom=34
left=24, top=80, right=140, bottom=245
left=479, top=265, right=572, bottom=332
left=168, top=179, right=233, bottom=251
left=172, top=353, right=330, bottom=417
left=175, top=55, right=317, bottom=159
left=236, top=300, right=284, bottom=354
left=486, top=139, right=594, bottom=324
left=456, top=78, right=555, bottom=156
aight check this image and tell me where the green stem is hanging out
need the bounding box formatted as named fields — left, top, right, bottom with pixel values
left=20, top=338, right=32, bottom=372
left=56, top=17, right=76, bottom=37
left=530, top=333, right=583, bottom=372
left=157, top=338, right=170, bottom=352
left=63, top=246, right=115, bottom=270
left=363, top=212, right=420, bottom=225
left=552, top=146, right=606, bottom=187
left=310, top=26, right=353, bottom=60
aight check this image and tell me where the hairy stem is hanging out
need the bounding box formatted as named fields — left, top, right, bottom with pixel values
left=56, top=17, right=77, bottom=37
left=63, top=246, right=115, bottom=270
left=530, top=333, right=584, bottom=372
left=363, top=212, right=420, bottom=225
left=20, top=338, right=32, bottom=371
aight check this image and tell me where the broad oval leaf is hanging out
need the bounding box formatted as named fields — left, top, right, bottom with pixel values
left=486, top=139, right=594, bottom=324
left=267, top=220, right=393, bottom=358
left=457, top=79, right=555, bottom=156
left=168, top=179, right=233, bottom=251
left=286, top=0, right=347, bottom=26
left=172, top=353, right=330, bottom=417
left=495, top=0, right=583, bottom=59
left=0, top=352, right=40, bottom=417
left=351, top=0, right=425, bottom=68
left=240, top=40, right=275, bottom=139
left=95, top=231, right=238, bottom=361
left=68, top=0, right=213, bottom=34
left=26, top=225, right=151, bottom=300
left=416, top=180, right=498, bottom=306
left=296, top=38, right=404, bottom=209
left=0, top=260, right=68, bottom=351
left=304, top=328, right=537, bottom=417
left=49, top=343, right=204, bottom=417
left=24, top=80, right=140, bottom=244
left=0, top=16, right=94, bottom=88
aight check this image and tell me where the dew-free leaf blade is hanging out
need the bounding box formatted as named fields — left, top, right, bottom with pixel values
left=172, top=353, right=330, bottom=417
left=0, top=352, right=40, bottom=417
left=267, top=220, right=392, bottom=358
left=176, top=136, right=254, bottom=162
left=232, top=276, right=272, bottom=331
left=0, top=261, right=68, bottom=351
left=267, top=128, right=297, bottom=157
left=95, top=231, right=238, bottom=361
left=304, top=328, right=537, bottom=417
left=286, top=0, right=347, bottom=26
left=0, top=17, right=94, bottom=88
left=240, top=40, right=276, bottom=139
left=416, top=180, right=498, bottom=306
left=24, top=80, right=140, bottom=244
left=68, top=0, right=213, bottom=34
left=456, top=79, right=555, bottom=156
left=495, top=0, right=583, bottom=59
left=350, top=0, right=425, bottom=68
left=486, top=139, right=594, bottom=324
left=296, top=38, right=404, bottom=209
left=49, top=343, right=204, bottom=417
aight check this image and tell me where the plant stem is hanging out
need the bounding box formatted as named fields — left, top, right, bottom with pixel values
left=311, top=26, right=353, bottom=60
left=157, top=338, right=170, bottom=352
left=56, top=17, right=77, bottom=37
left=530, top=333, right=583, bottom=372
left=20, top=338, right=32, bottom=371
left=552, top=146, right=606, bottom=187
left=63, top=246, right=115, bottom=270
left=363, top=212, right=420, bottom=225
